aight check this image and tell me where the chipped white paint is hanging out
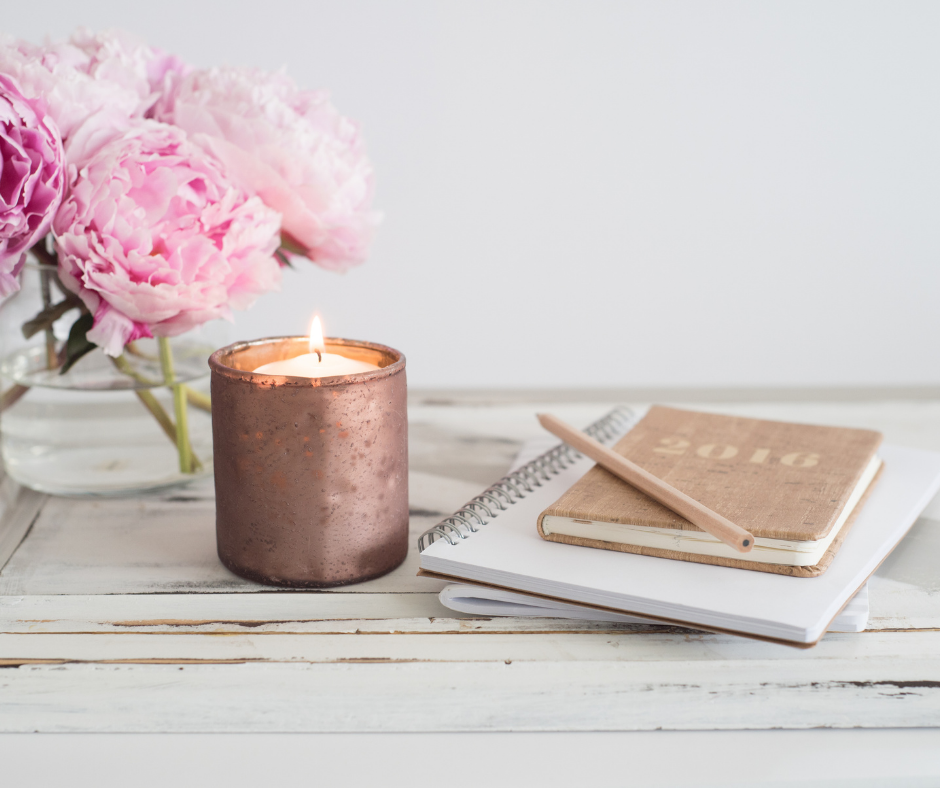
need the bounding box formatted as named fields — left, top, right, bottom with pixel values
left=0, top=396, right=938, bottom=732
left=0, top=478, right=452, bottom=597
left=0, top=660, right=937, bottom=733
left=0, top=592, right=674, bottom=635
left=0, top=629, right=938, bottom=664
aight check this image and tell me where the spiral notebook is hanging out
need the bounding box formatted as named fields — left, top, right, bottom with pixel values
left=417, top=407, right=940, bottom=647
left=436, top=434, right=870, bottom=632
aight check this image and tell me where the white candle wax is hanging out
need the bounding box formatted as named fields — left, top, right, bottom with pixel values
left=253, top=352, right=379, bottom=378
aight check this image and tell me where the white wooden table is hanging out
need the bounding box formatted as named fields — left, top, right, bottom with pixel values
left=1, top=393, right=939, bottom=736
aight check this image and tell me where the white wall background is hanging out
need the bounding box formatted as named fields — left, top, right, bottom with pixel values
left=5, top=1, right=939, bottom=389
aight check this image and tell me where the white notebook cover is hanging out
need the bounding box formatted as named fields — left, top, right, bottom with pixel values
left=419, top=420, right=940, bottom=646
left=439, top=581, right=870, bottom=633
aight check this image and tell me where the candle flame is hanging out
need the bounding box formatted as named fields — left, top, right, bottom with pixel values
left=308, top=316, right=326, bottom=356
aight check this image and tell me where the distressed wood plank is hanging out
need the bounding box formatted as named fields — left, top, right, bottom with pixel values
left=0, top=658, right=937, bottom=732
left=868, top=517, right=940, bottom=630
left=0, top=593, right=671, bottom=634
left=0, top=586, right=929, bottom=636
left=409, top=386, right=940, bottom=405
left=0, top=630, right=938, bottom=664
left=0, top=488, right=454, bottom=597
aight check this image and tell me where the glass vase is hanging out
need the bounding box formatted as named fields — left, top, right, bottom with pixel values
left=0, top=262, right=224, bottom=496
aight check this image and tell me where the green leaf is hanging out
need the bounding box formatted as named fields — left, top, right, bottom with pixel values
left=60, top=313, right=97, bottom=374
left=278, top=233, right=308, bottom=257
left=274, top=249, right=295, bottom=269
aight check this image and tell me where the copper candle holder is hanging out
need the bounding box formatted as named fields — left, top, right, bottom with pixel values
left=208, top=336, right=408, bottom=587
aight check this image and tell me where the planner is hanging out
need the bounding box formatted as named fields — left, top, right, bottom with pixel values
left=417, top=407, right=940, bottom=646
left=537, top=406, right=883, bottom=575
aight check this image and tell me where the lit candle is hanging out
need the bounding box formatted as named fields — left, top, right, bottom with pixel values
left=253, top=317, right=380, bottom=378
left=210, top=330, right=408, bottom=587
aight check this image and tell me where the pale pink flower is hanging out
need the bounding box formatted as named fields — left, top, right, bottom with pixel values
left=0, top=30, right=190, bottom=171
left=0, top=74, right=65, bottom=295
left=64, top=28, right=190, bottom=110
left=53, top=122, right=282, bottom=356
left=156, top=66, right=378, bottom=271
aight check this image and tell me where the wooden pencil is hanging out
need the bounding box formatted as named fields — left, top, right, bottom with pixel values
left=537, top=412, right=755, bottom=553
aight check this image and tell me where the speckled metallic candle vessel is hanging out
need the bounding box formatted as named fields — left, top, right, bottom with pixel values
left=209, top=337, right=408, bottom=587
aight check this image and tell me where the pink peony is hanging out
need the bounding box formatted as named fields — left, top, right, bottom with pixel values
left=0, top=74, right=65, bottom=296
left=155, top=66, right=378, bottom=271
left=53, top=122, right=282, bottom=356
left=0, top=29, right=189, bottom=171
left=63, top=28, right=190, bottom=111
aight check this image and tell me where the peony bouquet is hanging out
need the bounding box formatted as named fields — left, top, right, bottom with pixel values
left=0, top=28, right=378, bottom=474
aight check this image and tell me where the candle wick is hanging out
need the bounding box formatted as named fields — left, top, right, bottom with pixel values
left=314, top=350, right=322, bottom=362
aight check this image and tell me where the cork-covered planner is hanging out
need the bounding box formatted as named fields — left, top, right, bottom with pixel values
left=537, top=406, right=883, bottom=576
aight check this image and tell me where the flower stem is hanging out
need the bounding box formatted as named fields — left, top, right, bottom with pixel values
left=39, top=266, right=56, bottom=370
left=110, top=351, right=210, bottom=415
left=185, top=386, right=212, bottom=413
left=0, top=384, right=29, bottom=413
left=137, top=385, right=203, bottom=473
left=125, top=341, right=158, bottom=361
left=109, top=355, right=173, bottom=439
left=110, top=353, right=204, bottom=471
left=134, top=389, right=178, bottom=445
left=158, top=338, right=195, bottom=474
left=109, top=354, right=161, bottom=387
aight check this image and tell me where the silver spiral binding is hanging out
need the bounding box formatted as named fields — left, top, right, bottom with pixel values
left=417, top=406, right=636, bottom=551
